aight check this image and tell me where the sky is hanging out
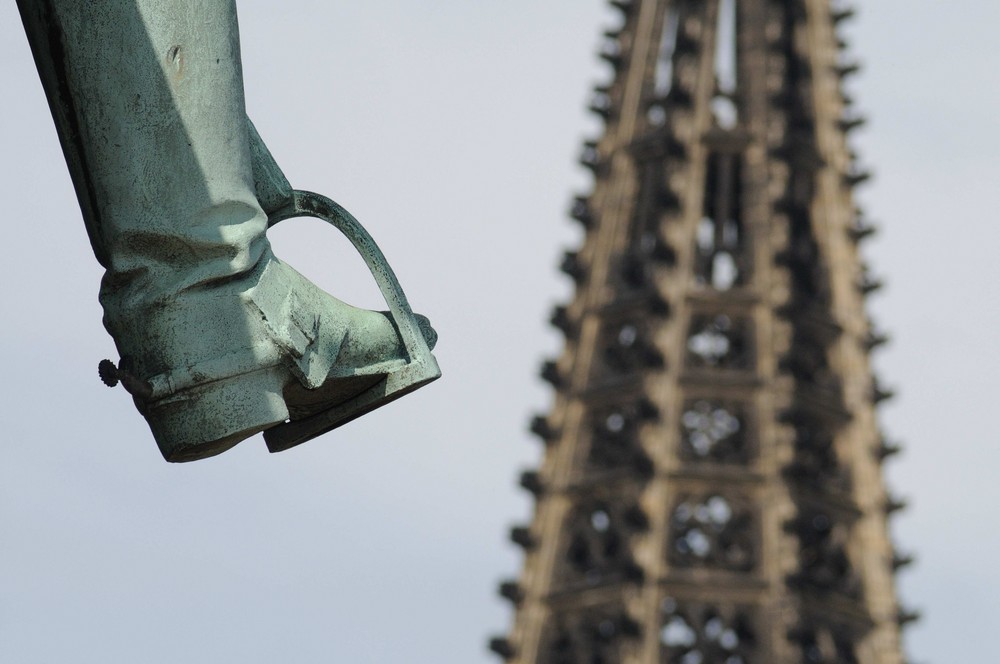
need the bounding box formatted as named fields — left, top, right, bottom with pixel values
left=1, top=1, right=997, bottom=662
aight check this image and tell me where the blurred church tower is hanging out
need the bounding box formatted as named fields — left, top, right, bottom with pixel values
left=490, top=0, right=915, bottom=661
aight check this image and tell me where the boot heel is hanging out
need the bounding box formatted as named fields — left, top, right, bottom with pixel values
left=145, top=366, right=288, bottom=462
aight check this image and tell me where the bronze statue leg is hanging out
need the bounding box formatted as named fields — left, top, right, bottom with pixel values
left=19, top=0, right=439, bottom=461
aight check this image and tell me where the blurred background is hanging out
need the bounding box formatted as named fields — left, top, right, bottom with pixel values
left=0, top=1, right=996, bottom=661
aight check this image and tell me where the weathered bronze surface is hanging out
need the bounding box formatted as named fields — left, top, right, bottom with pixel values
left=17, top=0, right=440, bottom=461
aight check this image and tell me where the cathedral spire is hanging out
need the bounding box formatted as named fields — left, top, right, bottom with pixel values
left=491, top=1, right=911, bottom=661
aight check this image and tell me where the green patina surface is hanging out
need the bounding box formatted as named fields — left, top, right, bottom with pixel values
left=18, top=0, right=440, bottom=462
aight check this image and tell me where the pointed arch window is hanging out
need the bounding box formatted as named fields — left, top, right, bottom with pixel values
left=696, top=151, right=747, bottom=290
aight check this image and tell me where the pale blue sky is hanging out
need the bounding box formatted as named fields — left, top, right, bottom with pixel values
left=1, top=2, right=996, bottom=661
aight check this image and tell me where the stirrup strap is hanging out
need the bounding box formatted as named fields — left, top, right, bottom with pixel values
left=248, top=119, right=440, bottom=452
left=248, top=117, right=434, bottom=370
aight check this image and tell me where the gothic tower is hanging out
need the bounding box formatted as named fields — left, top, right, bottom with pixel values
left=491, top=1, right=914, bottom=662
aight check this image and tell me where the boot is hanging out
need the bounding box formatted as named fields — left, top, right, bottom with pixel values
left=18, top=0, right=440, bottom=462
